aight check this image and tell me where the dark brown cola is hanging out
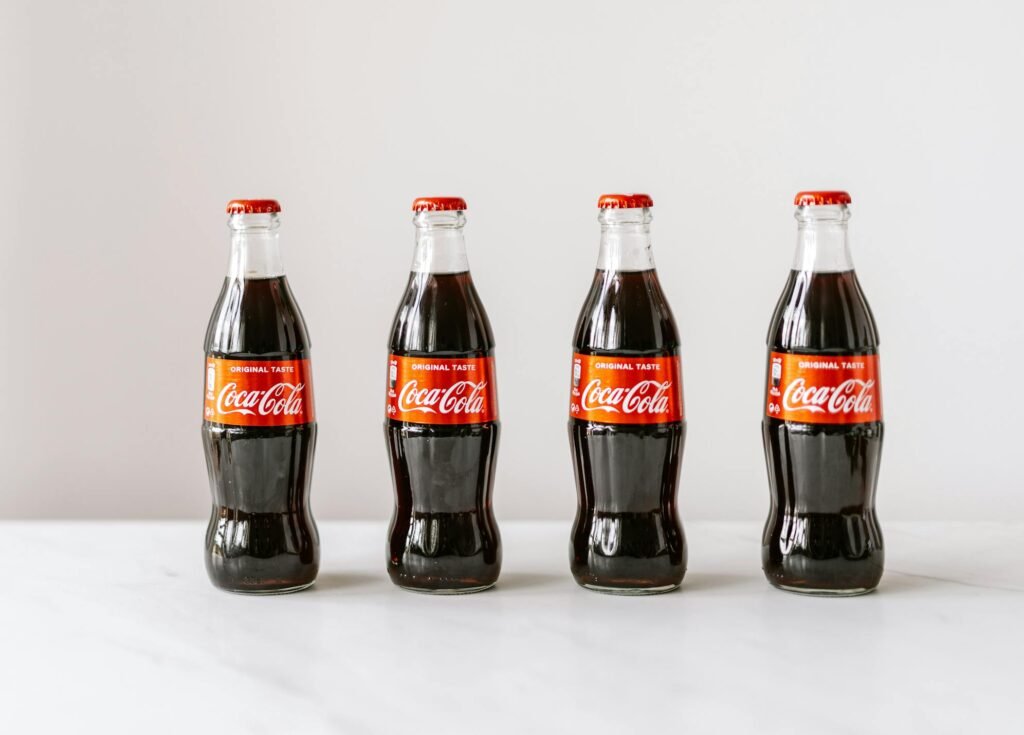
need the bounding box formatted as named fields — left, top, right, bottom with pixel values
left=384, top=198, right=501, bottom=593
left=202, top=201, right=319, bottom=594
left=569, top=194, right=686, bottom=594
left=762, top=192, right=884, bottom=595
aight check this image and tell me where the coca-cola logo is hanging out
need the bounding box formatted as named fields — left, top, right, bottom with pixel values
left=217, top=381, right=307, bottom=417
left=580, top=379, right=672, bottom=415
left=397, top=379, right=488, bottom=415
left=782, top=378, right=876, bottom=416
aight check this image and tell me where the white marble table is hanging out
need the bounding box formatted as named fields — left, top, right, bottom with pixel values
left=1, top=521, right=1020, bottom=734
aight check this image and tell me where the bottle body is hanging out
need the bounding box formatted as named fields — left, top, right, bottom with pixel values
left=202, top=203, right=319, bottom=593
left=762, top=194, right=884, bottom=595
left=568, top=196, right=686, bottom=594
left=384, top=201, right=501, bottom=593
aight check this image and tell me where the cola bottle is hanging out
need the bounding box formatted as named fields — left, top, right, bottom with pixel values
left=762, top=191, right=884, bottom=595
left=384, top=197, right=501, bottom=593
left=202, top=199, right=319, bottom=593
left=568, top=194, right=686, bottom=594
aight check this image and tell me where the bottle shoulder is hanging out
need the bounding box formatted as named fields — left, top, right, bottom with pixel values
left=767, top=270, right=879, bottom=353
left=204, top=276, right=311, bottom=358
left=388, top=271, right=495, bottom=356
left=573, top=270, right=679, bottom=355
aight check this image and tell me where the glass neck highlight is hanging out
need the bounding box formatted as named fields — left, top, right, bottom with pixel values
left=411, top=210, right=470, bottom=274
left=792, top=205, right=854, bottom=273
left=227, top=213, right=284, bottom=279
left=596, top=207, right=656, bottom=272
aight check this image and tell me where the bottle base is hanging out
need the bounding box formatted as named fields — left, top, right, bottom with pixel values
left=395, top=582, right=496, bottom=595
left=577, top=581, right=681, bottom=596
left=770, top=582, right=876, bottom=597
left=217, top=580, right=316, bottom=595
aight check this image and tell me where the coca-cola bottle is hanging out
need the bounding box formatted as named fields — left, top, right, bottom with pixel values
left=762, top=191, right=884, bottom=595
left=384, top=197, right=501, bottom=593
left=568, top=194, right=686, bottom=594
left=202, top=199, right=319, bottom=593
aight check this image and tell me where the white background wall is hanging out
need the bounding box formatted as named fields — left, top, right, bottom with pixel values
left=2, top=0, right=1022, bottom=521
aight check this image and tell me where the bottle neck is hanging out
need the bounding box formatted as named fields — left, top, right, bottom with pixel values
left=227, top=213, right=284, bottom=279
left=792, top=205, right=854, bottom=273
left=410, top=210, right=470, bottom=274
left=596, top=207, right=656, bottom=272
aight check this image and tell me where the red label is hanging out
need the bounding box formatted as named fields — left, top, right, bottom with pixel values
left=765, top=351, right=882, bottom=424
left=203, top=357, right=315, bottom=426
left=385, top=354, right=499, bottom=425
left=569, top=353, right=684, bottom=424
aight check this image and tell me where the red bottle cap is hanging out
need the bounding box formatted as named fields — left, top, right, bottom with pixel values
left=226, top=199, right=281, bottom=214
left=412, top=197, right=467, bottom=212
left=598, top=193, right=653, bottom=209
left=794, top=191, right=851, bottom=206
